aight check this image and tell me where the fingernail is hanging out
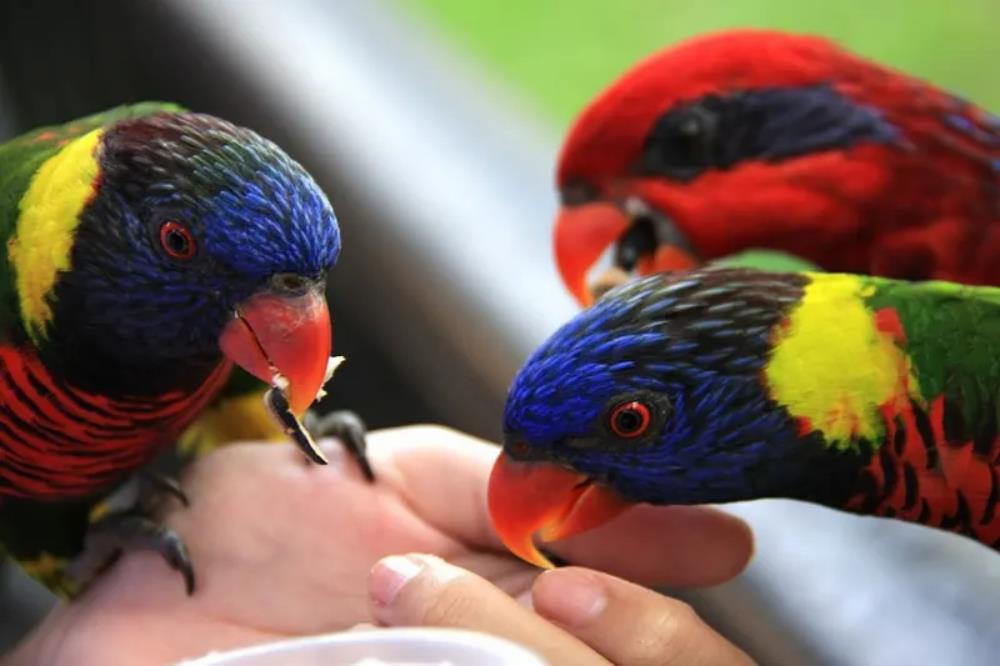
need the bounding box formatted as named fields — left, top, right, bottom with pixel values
left=533, top=568, right=607, bottom=626
left=369, top=555, right=425, bottom=608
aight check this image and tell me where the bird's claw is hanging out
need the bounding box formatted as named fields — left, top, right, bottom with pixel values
left=304, top=409, right=375, bottom=483
left=68, top=511, right=195, bottom=596
left=64, top=470, right=196, bottom=595
left=264, top=383, right=374, bottom=481
left=138, top=470, right=189, bottom=508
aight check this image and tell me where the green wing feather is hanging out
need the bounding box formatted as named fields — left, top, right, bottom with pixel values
left=863, top=277, right=1000, bottom=440
left=711, top=249, right=822, bottom=272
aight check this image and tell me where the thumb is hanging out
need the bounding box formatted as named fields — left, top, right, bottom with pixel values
left=368, top=554, right=608, bottom=665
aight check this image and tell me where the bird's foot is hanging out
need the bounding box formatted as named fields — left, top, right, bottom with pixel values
left=100, top=470, right=189, bottom=514
left=304, top=409, right=374, bottom=482
left=66, top=472, right=195, bottom=596
left=264, top=385, right=374, bottom=482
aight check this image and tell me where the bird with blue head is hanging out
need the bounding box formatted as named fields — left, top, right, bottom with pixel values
left=490, top=266, right=1000, bottom=566
left=0, top=103, right=369, bottom=595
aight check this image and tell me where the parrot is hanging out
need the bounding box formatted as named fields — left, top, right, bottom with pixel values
left=488, top=266, right=1000, bottom=567
left=553, top=29, right=1000, bottom=305
left=0, top=103, right=371, bottom=596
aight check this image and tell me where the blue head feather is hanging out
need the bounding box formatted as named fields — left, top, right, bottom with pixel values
left=504, top=269, right=865, bottom=507
left=45, top=112, right=340, bottom=394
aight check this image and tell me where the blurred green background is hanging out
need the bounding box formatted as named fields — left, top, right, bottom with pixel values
left=399, top=0, right=1000, bottom=128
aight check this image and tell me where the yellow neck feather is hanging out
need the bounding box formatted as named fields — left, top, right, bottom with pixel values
left=7, top=128, right=104, bottom=343
left=764, top=273, right=920, bottom=449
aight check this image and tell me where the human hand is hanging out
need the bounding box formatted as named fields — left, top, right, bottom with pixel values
left=5, top=425, right=753, bottom=665
left=369, top=554, right=755, bottom=665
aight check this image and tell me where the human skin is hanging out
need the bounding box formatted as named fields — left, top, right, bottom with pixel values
left=368, top=554, right=755, bottom=664
left=3, top=425, right=754, bottom=665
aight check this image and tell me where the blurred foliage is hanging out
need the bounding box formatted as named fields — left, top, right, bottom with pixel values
left=397, top=0, right=1000, bottom=129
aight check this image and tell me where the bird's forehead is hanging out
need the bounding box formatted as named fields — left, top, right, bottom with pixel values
left=104, top=113, right=342, bottom=277
left=558, top=30, right=848, bottom=182
left=199, top=172, right=340, bottom=277
left=505, top=311, right=669, bottom=442
left=506, top=350, right=617, bottom=441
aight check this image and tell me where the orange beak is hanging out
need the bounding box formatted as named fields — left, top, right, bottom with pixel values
left=487, top=450, right=632, bottom=568
left=219, top=281, right=331, bottom=415
left=554, top=203, right=630, bottom=307
left=555, top=202, right=699, bottom=307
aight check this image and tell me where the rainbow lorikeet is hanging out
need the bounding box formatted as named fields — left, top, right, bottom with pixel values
left=488, top=267, right=1000, bottom=567
left=0, top=103, right=372, bottom=596
left=554, top=29, right=1000, bottom=305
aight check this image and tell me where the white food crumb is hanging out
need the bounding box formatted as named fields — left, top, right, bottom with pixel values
left=325, top=355, right=346, bottom=381
left=271, top=371, right=290, bottom=392
left=315, top=355, right=346, bottom=401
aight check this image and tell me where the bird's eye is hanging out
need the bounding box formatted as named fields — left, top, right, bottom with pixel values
left=609, top=400, right=652, bottom=438
left=641, top=102, right=719, bottom=182
left=159, top=220, right=196, bottom=261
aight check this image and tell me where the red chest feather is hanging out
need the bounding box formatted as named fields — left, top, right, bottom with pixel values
left=0, top=346, right=230, bottom=500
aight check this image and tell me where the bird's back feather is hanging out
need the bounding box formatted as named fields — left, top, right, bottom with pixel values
left=765, top=272, right=1000, bottom=545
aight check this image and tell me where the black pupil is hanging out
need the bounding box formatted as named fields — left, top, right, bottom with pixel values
left=615, top=409, right=642, bottom=433
left=167, top=229, right=189, bottom=254
left=663, top=114, right=706, bottom=165
left=641, top=102, right=718, bottom=182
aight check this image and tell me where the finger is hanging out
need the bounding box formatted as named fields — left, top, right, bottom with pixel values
left=366, top=425, right=503, bottom=550
left=372, top=426, right=754, bottom=586
left=368, top=553, right=610, bottom=666
left=532, top=567, right=756, bottom=666
left=182, top=425, right=500, bottom=553
left=549, top=504, right=755, bottom=587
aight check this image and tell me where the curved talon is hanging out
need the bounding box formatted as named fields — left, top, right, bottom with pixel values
left=158, top=527, right=196, bottom=595
left=306, top=410, right=375, bottom=482
left=139, top=471, right=189, bottom=508
left=69, top=511, right=196, bottom=596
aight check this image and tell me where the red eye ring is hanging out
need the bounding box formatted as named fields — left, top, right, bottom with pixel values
left=609, top=401, right=652, bottom=438
left=159, top=220, right=196, bottom=260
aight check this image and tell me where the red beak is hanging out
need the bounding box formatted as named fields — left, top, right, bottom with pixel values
left=487, top=450, right=632, bottom=568
left=554, top=203, right=630, bottom=307
left=219, top=281, right=331, bottom=415
left=555, top=203, right=699, bottom=307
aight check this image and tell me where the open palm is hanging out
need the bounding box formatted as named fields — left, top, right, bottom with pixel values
left=6, top=426, right=753, bottom=665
